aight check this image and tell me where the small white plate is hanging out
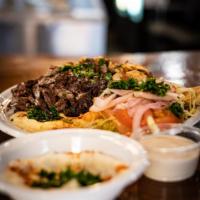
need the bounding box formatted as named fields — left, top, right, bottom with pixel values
left=0, top=85, right=200, bottom=138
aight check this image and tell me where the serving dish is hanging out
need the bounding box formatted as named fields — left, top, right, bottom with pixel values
left=1, top=57, right=200, bottom=138
left=0, top=85, right=200, bottom=137
left=0, top=128, right=148, bottom=200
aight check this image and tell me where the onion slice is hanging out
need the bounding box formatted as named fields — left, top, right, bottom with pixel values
left=133, top=91, right=178, bottom=101
left=127, top=99, right=150, bottom=117
left=90, top=94, right=117, bottom=112
left=109, top=89, right=133, bottom=96
left=131, top=101, right=167, bottom=136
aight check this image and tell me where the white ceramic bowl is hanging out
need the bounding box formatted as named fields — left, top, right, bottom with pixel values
left=0, top=128, right=148, bottom=200
left=138, top=125, right=200, bottom=182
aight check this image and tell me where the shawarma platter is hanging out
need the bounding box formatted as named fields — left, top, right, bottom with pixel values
left=3, top=57, right=199, bottom=137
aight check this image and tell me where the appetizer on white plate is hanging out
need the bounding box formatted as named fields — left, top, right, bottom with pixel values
left=0, top=129, right=148, bottom=200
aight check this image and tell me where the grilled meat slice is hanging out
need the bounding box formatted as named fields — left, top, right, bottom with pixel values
left=9, top=58, right=111, bottom=117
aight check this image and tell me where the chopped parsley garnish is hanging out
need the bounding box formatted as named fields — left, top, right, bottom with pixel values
left=105, top=72, right=113, bottom=81
left=141, top=78, right=170, bottom=96
left=59, top=64, right=93, bottom=78
left=127, top=78, right=140, bottom=90
left=109, top=79, right=140, bottom=90
left=27, top=106, right=61, bottom=122
left=110, top=80, right=129, bottom=90
left=31, top=167, right=102, bottom=188
left=109, top=78, right=170, bottom=96
left=169, top=102, right=184, bottom=118
left=98, top=58, right=106, bottom=66
left=58, top=65, right=73, bottom=73
left=58, top=58, right=111, bottom=79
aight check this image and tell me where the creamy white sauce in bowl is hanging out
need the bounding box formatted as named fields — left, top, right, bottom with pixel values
left=140, top=126, right=200, bottom=182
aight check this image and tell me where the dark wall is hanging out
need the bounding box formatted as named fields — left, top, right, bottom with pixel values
left=104, top=0, right=200, bottom=53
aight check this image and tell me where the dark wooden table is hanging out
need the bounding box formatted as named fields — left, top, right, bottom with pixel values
left=0, top=51, right=200, bottom=200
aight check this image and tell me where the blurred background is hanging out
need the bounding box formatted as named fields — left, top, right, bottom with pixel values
left=0, top=0, right=199, bottom=57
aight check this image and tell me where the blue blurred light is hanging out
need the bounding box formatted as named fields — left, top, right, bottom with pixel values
left=115, top=0, right=144, bottom=23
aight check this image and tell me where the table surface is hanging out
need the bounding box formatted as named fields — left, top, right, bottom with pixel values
left=0, top=51, right=200, bottom=200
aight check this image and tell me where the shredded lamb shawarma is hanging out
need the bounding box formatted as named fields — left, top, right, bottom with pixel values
left=9, top=58, right=111, bottom=117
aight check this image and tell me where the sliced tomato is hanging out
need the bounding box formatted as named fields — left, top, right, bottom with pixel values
left=153, top=109, right=181, bottom=124
left=106, top=108, right=181, bottom=136
left=107, top=109, right=132, bottom=136
left=112, top=109, right=132, bottom=129
left=117, top=124, right=132, bottom=137
left=141, top=109, right=181, bottom=126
